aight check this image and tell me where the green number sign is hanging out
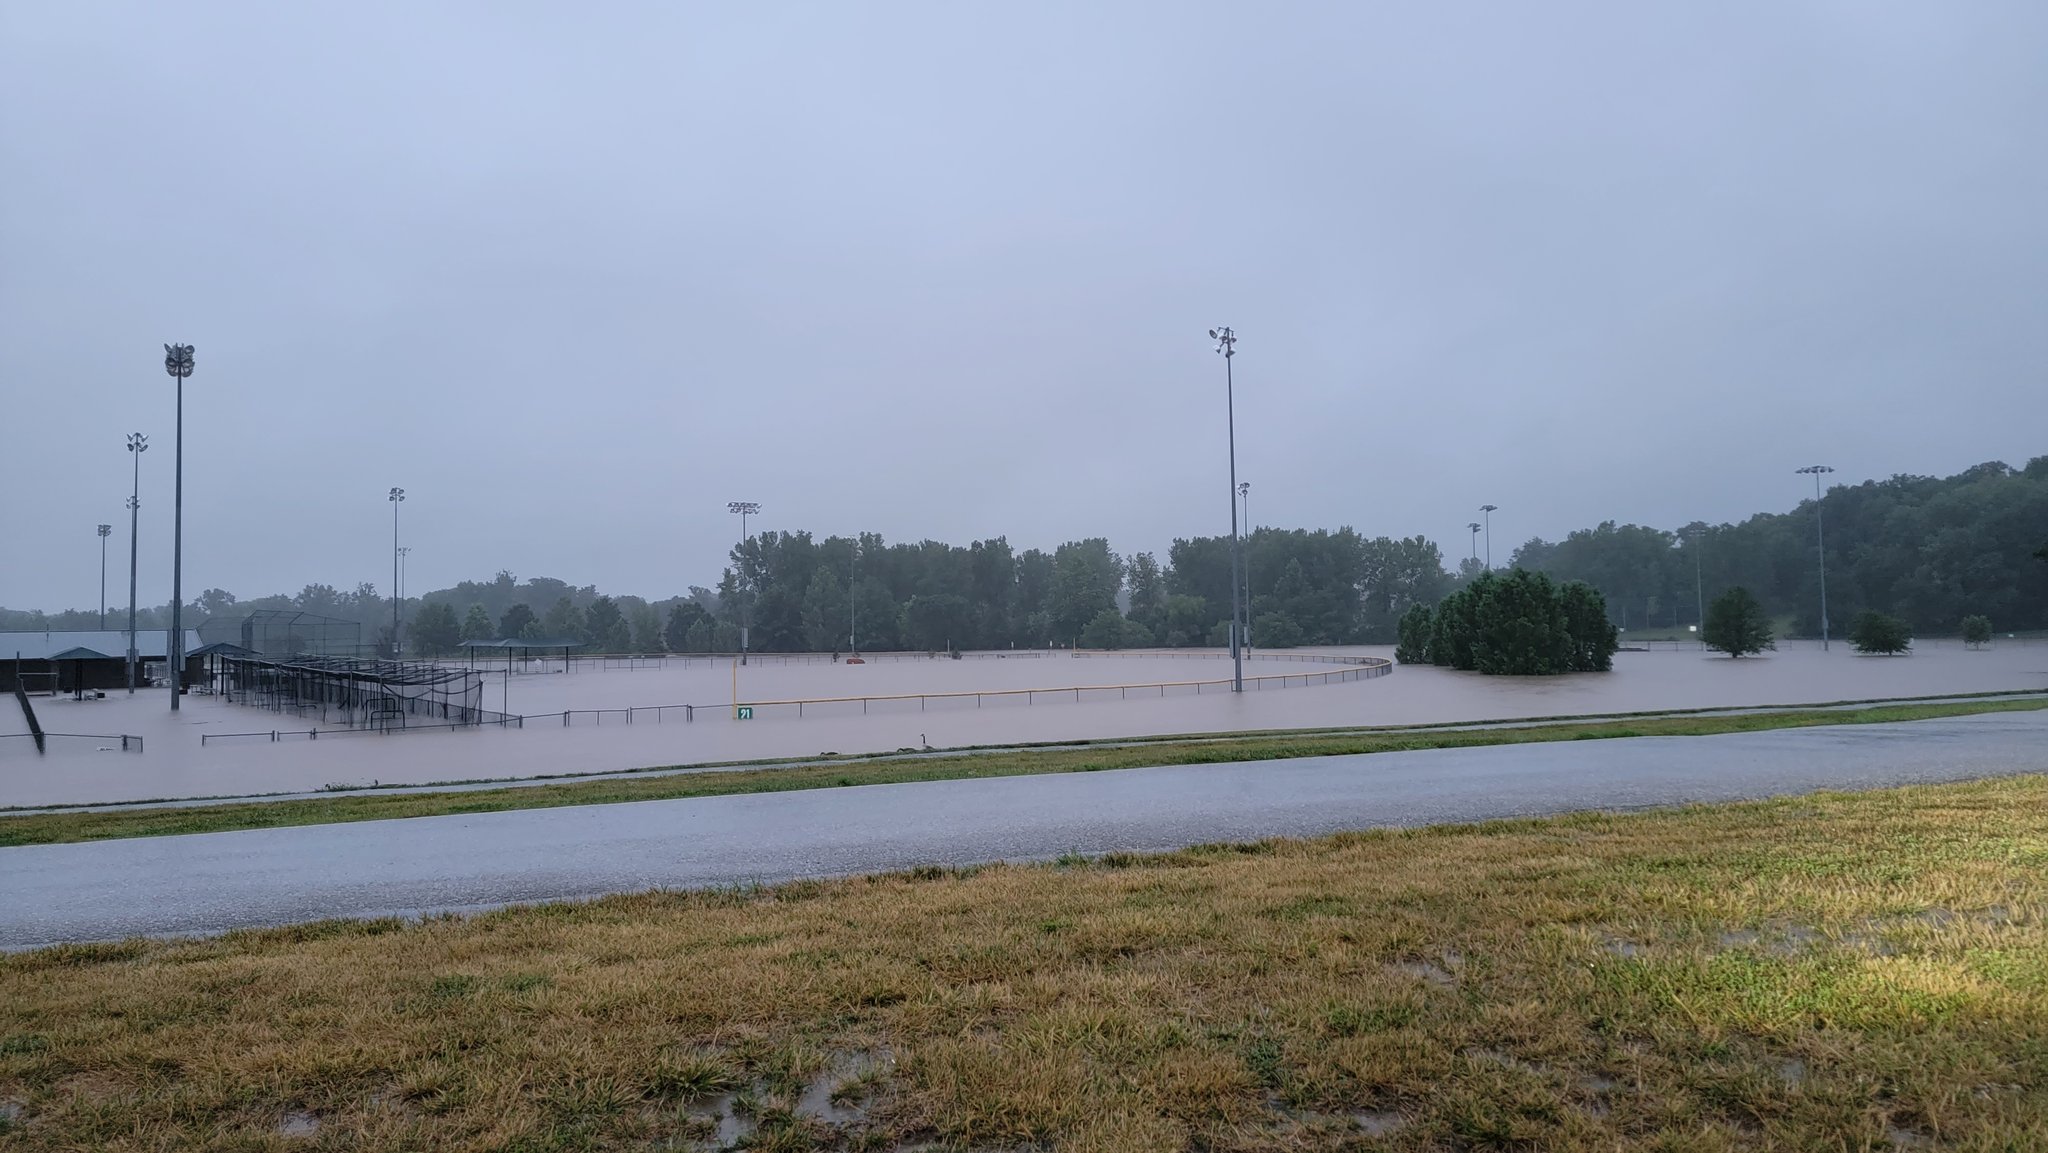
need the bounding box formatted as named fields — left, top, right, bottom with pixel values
left=736, top=706, right=753, bottom=720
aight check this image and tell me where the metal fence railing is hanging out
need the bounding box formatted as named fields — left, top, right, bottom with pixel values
left=196, top=656, right=1395, bottom=744
left=0, top=731, right=144, bottom=754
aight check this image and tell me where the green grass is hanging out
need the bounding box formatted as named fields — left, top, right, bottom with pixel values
left=1, top=697, right=2042, bottom=848
left=3, top=775, right=2046, bottom=1150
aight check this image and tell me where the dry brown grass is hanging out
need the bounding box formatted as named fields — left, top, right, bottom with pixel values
left=4, top=776, right=2047, bottom=1151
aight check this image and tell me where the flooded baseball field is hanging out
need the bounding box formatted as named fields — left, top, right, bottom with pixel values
left=5, top=641, right=2043, bottom=808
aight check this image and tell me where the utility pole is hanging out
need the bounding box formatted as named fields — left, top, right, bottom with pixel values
left=1479, top=504, right=1498, bottom=569
left=388, top=488, right=405, bottom=658
left=1795, top=465, right=1835, bottom=650
left=125, top=433, right=147, bottom=692
left=728, top=501, right=760, bottom=664
left=97, top=524, right=112, bottom=628
left=164, top=343, right=193, bottom=712
left=1209, top=327, right=1243, bottom=693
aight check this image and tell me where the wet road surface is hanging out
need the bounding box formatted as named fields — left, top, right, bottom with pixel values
left=3, top=710, right=2044, bottom=949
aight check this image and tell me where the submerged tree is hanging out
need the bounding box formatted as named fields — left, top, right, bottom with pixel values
left=1849, top=611, right=1913, bottom=655
left=1703, top=587, right=1774, bottom=658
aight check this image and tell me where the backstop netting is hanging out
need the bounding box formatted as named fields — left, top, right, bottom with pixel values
left=201, top=610, right=364, bottom=658
left=220, top=655, right=487, bottom=729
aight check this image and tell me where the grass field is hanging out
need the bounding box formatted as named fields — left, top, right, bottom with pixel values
left=4, top=774, right=2045, bottom=1150
left=3, top=697, right=2043, bottom=848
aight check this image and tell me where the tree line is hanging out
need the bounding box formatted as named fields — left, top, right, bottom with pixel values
left=1511, top=457, right=2048, bottom=637
left=8, top=456, right=2043, bottom=655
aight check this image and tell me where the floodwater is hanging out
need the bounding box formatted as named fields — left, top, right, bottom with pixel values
left=3, top=643, right=2042, bottom=808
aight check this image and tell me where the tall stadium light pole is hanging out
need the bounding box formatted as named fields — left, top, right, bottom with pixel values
left=728, top=501, right=759, bottom=665
left=1209, top=326, right=1243, bottom=692
left=388, top=488, right=405, bottom=658
left=164, top=343, right=194, bottom=712
left=1238, top=481, right=1252, bottom=650
left=97, top=525, right=112, bottom=628
left=1796, top=465, right=1836, bottom=650
left=1467, top=522, right=1481, bottom=562
left=1479, top=504, right=1498, bottom=569
left=125, top=433, right=147, bottom=692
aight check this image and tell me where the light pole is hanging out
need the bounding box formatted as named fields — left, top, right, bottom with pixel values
left=848, top=538, right=858, bottom=655
left=125, top=432, right=147, bottom=692
left=164, top=343, right=194, bottom=712
left=1796, top=465, right=1835, bottom=650
left=1467, top=522, right=1481, bottom=563
left=96, top=524, right=112, bottom=628
left=398, top=546, right=411, bottom=611
left=728, top=501, right=759, bottom=664
left=1209, top=326, right=1243, bottom=692
left=1479, top=504, right=1498, bottom=569
left=388, top=487, right=405, bottom=658
left=1238, top=481, right=1251, bottom=651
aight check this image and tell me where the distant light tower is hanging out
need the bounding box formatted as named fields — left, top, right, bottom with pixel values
left=1479, top=504, right=1499, bottom=569
left=1467, top=522, right=1482, bottom=562
left=1208, top=326, right=1243, bottom=693
left=1795, top=465, right=1836, bottom=650
left=388, top=487, right=405, bottom=658
left=124, top=432, right=147, bottom=692
left=96, top=524, right=112, bottom=628
left=848, top=537, right=859, bottom=655
left=728, top=501, right=760, bottom=664
left=164, top=343, right=194, bottom=712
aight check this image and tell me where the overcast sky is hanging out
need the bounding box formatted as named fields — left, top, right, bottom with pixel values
left=5, top=2, right=2045, bottom=611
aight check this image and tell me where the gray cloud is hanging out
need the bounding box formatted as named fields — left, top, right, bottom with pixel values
left=5, top=1, right=2045, bottom=608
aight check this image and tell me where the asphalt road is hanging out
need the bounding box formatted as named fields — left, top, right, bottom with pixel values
left=4, top=711, right=2044, bottom=949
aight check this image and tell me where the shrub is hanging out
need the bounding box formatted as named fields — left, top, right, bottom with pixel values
left=1849, top=610, right=1912, bottom=655
left=1424, top=569, right=1615, bottom=675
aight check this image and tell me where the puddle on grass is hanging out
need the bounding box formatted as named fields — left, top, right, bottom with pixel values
left=1885, top=1124, right=1933, bottom=1148
left=278, top=1111, right=319, bottom=1137
left=1352, top=1109, right=1405, bottom=1136
left=1269, top=1097, right=1406, bottom=1137
left=678, top=1049, right=891, bottom=1147
left=1392, top=950, right=1463, bottom=987
left=1777, top=1059, right=1807, bottom=1087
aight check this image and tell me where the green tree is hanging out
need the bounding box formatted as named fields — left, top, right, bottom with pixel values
left=499, top=602, right=536, bottom=639
left=1394, top=603, right=1433, bottom=664
left=800, top=570, right=848, bottom=652
left=1961, top=614, right=1992, bottom=649
left=542, top=596, right=585, bottom=643
left=460, top=603, right=495, bottom=642
left=1558, top=581, right=1619, bottom=671
left=406, top=602, right=462, bottom=656
left=1250, top=611, right=1305, bottom=649
left=1849, top=610, right=1912, bottom=655
left=1079, top=608, right=1152, bottom=650
left=1702, top=587, right=1774, bottom=658
left=1424, top=569, right=1614, bottom=675
left=1050, top=539, right=1123, bottom=641
left=583, top=595, right=633, bottom=652
left=1125, top=552, right=1167, bottom=637
left=665, top=601, right=711, bottom=651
